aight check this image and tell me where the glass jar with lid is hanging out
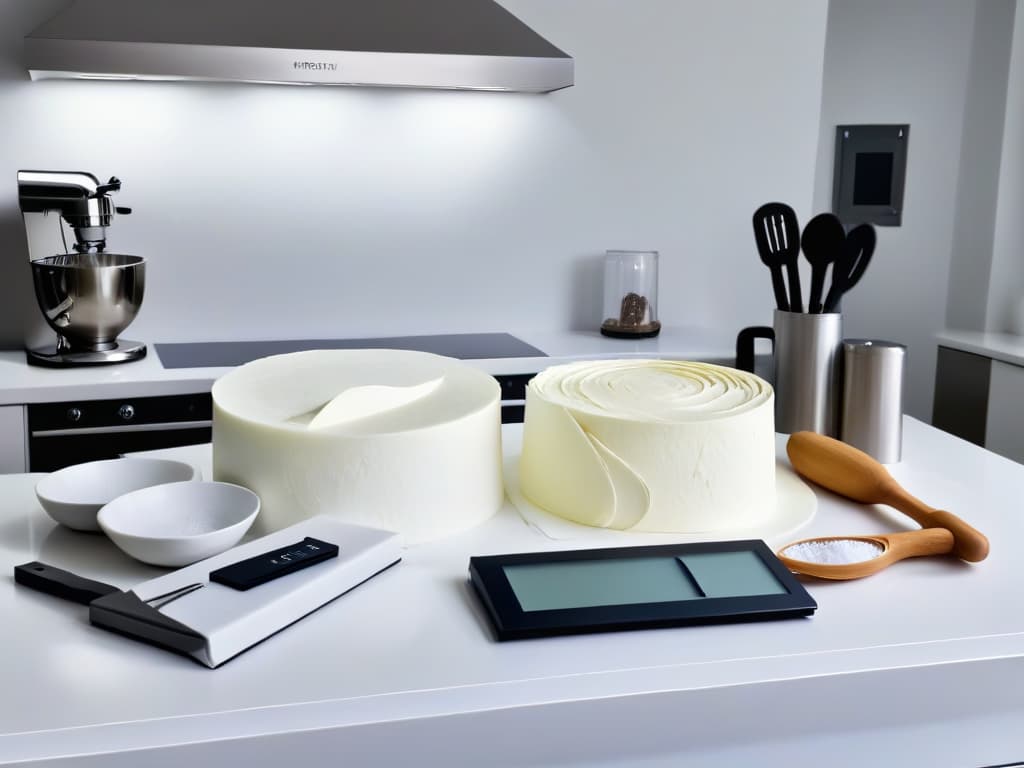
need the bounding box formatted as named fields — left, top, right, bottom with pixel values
left=600, top=250, right=661, bottom=338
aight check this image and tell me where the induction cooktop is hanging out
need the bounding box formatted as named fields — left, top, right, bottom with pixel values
left=155, top=333, right=547, bottom=369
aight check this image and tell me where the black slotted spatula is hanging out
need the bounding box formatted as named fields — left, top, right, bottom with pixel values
left=753, top=202, right=802, bottom=312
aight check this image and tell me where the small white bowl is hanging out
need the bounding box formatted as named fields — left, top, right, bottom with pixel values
left=97, top=481, right=259, bottom=567
left=35, top=458, right=199, bottom=531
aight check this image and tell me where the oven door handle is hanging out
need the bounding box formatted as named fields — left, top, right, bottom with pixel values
left=31, top=420, right=212, bottom=438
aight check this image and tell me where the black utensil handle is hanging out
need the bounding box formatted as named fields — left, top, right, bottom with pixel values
left=824, top=224, right=876, bottom=312
left=14, top=561, right=121, bottom=605
left=823, top=284, right=844, bottom=314
left=824, top=249, right=872, bottom=313
left=845, top=249, right=873, bottom=292
left=785, top=260, right=803, bottom=313
left=735, top=326, right=774, bottom=373
left=770, top=267, right=790, bottom=312
left=809, top=266, right=828, bottom=314
left=823, top=259, right=850, bottom=313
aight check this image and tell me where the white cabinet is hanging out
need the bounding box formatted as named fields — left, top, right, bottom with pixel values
left=0, top=405, right=27, bottom=473
left=934, top=343, right=1024, bottom=464
left=986, top=360, right=1024, bottom=463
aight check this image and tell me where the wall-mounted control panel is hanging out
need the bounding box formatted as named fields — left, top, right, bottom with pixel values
left=833, top=124, right=909, bottom=227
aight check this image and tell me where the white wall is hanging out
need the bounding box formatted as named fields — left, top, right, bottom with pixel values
left=813, top=0, right=980, bottom=421
left=0, top=0, right=828, bottom=350
left=985, top=2, right=1024, bottom=333
left=945, top=0, right=1017, bottom=332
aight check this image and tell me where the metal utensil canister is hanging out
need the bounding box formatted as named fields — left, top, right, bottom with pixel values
left=840, top=340, right=906, bottom=463
left=774, top=310, right=843, bottom=436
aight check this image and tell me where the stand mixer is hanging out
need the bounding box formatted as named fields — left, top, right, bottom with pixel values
left=18, top=170, right=146, bottom=366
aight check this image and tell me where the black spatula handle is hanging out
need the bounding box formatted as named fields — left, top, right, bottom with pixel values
left=14, top=561, right=121, bottom=605
left=785, top=257, right=803, bottom=314
left=768, top=268, right=790, bottom=312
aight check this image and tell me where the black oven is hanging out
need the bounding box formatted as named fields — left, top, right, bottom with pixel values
left=27, top=392, right=213, bottom=472
left=27, top=374, right=535, bottom=472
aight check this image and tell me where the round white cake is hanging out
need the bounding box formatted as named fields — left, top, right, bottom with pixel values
left=519, top=359, right=775, bottom=533
left=212, top=349, right=504, bottom=544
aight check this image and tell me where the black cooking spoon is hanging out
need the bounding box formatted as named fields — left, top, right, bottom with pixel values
left=823, top=223, right=876, bottom=313
left=801, top=213, right=846, bottom=313
left=753, top=202, right=802, bottom=312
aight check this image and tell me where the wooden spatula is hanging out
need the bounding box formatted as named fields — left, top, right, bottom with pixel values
left=786, top=431, right=989, bottom=562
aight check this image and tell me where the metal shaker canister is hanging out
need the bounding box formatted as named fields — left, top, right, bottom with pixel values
left=840, top=340, right=906, bottom=463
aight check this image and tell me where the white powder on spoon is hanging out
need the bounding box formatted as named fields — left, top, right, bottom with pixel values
left=782, top=539, right=884, bottom=565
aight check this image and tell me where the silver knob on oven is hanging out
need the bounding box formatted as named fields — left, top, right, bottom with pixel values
left=118, top=404, right=135, bottom=421
left=66, top=407, right=82, bottom=423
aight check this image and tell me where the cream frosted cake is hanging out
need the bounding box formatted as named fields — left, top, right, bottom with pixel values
left=212, top=349, right=504, bottom=544
left=519, top=359, right=775, bottom=533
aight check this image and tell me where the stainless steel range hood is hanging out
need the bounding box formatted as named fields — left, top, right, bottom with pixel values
left=25, top=0, right=574, bottom=93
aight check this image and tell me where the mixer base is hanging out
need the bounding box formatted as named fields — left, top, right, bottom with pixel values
left=26, top=339, right=147, bottom=367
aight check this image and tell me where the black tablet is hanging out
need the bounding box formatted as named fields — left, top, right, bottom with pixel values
left=469, top=540, right=816, bottom=641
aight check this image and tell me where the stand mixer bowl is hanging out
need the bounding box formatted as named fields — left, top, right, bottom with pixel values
left=30, top=253, right=145, bottom=351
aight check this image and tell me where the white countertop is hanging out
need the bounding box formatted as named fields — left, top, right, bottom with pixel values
left=0, top=326, right=737, bottom=405
left=1, top=420, right=1023, bottom=767
left=937, top=328, right=1024, bottom=367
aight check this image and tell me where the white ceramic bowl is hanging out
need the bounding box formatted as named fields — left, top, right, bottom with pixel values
left=35, top=458, right=199, bottom=531
left=97, top=481, right=260, bottom=567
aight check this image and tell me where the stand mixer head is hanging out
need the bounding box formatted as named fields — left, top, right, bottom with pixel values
left=17, top=170, right=147, bottom=366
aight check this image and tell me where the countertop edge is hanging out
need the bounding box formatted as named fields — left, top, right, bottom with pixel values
left=937, top=329, right=1024, bottom=367
left=2, top=634, right=1021, bottom=764
left=0, top=327, right=742, bottom=406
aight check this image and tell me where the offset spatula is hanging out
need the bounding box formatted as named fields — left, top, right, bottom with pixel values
left=823, top=223, right=876, bottom=312
left=753, top=202, right=803, bottom=312
left=801, top=213, right=846, bottom=313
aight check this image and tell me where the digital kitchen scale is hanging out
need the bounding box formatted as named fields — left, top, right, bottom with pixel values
left=469, top=540, right=816, bottom=641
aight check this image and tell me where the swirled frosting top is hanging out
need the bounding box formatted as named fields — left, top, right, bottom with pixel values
left=212, top=349, right=498, bottom=435
left=528, top=359, right=773, bottom=422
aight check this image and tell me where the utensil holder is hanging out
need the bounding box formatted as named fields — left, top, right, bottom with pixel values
left=736, top=311, right=843, bottom=435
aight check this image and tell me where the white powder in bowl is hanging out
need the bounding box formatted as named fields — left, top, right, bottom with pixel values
left=782, top=538, right=884, bottom=565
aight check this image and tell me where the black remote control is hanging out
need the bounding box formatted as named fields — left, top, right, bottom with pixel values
left=209, top=537, right=339, bottom=591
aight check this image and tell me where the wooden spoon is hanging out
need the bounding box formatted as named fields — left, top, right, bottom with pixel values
left=778, top=528, right=956, bottom=580
left=786, top=431, right=989, bottom=562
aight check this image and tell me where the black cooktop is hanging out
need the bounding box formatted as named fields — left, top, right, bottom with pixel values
left=155, top=333, right=547, bottom=369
